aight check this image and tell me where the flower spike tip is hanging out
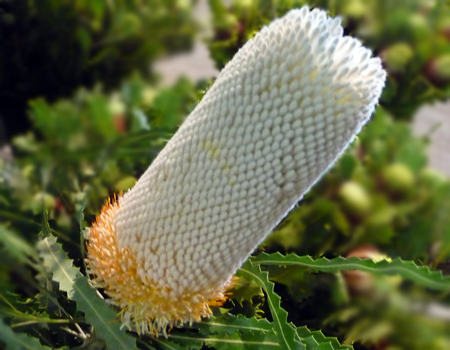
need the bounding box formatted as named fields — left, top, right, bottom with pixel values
left=87, top=6, right=386, bottom=336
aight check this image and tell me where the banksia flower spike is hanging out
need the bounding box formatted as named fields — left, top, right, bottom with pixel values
left=87, top=6, right=386, bottom=336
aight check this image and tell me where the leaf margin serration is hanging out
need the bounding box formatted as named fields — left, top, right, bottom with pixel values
left=238, top=259, right=305, bottom=350
left=0, top=318, right=52, bottom=350
left=36, top=235, right=138, bottom=350
left=251, top=252, right=450, bottom=291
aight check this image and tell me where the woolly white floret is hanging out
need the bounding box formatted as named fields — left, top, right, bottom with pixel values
left=88, top=6, right=386, bottom=334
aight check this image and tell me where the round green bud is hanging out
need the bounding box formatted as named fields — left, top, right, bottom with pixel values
left=114, top=176, right=137, bottom=192
left=382, top=163, right=415, bottom=193
left=339, top=181, right=372, bottom=215
left=383, top=43, right=413, bottom=72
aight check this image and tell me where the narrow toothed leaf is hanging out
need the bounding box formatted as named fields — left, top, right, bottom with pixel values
left=194, top=314, right=274, bottom=335
left=297, top=326, right=352, bottom=350
left=38, top=236, right=78, bottom=299
left=0, top=318, right=52, bottom=350
left=37, top=236, right=138, bottom=350
left=238, top=260, right=304, bottom=350
left=252, top=252, right=450, bottom=291
left=191, top=312, right=351, bottom=350
left=168, top=331, right=280, bottom=350
left=87, top=5, right=386, bottom=335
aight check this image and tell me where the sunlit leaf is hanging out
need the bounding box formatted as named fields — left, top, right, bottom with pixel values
left=37, top=236, right=138, bottom=350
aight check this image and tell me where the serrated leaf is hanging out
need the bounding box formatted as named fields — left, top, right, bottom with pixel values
left=37, top=236, right=138, bottom=350
left=0, top=318, right=52, bottom=350
left=242, top=256, right=353, bottom=350
left=229, top=276, right=264, bottom=306
left=194, top=314, right=273, bottom=335
left=37, top=237, right=79, bottom=299
left=297, top=327, right=352, bottom=350
left=238, top=260, right=305, bottom=350
left=168, top=330, right=280, bottom=350
left=251, top=252, right=450, bottom=291
left=164, top=314, right=278, bottom=350
left=265, top=265, right=315, bottom=302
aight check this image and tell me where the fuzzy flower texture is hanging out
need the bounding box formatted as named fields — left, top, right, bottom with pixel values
left=87, top=7, right=386, bottom=336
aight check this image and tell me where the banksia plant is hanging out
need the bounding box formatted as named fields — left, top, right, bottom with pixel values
left=87, top=6, right=386, bottom=336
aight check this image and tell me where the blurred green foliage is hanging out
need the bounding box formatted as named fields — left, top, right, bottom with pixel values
left=0, top=0, right=196, bottom=136
left=1, top=0, right=450, bottom=349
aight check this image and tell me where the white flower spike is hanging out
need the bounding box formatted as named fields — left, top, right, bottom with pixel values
left=87, top=6, right=386, bottom=336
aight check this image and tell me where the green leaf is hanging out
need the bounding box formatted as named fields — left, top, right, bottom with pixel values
left=153, top=336, right=192, bottom=350
left=238, top=260, right=305, bottom=350
left=75, top=194, right=88, bottom=268
left=41, top=210, right=52, bottom=237
left=163, top=315, right=279, bottom=350
left=252, top=252, right=450, bottom=291
left=297, top=327, right=352, bottom=350
left=229, top=275, right=264, bottom=306
left=265, top=265, right=315, bottom=303
left=0, top=225, right=36, bottom=263
left=194, top=314, right=273, bottom=335
left=433, top=184, right=450, bottom=263
left=168, top=331, right=280, bottom=350
left=0, top=318, right=52, bottom=350
left=240, top=257, right=354, bottom=350
left=37, top=236, right=138, bottom=350
left=37, top=237, right=78, bottom=299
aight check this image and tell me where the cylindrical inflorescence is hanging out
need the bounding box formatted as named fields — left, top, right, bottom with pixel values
left=87, top=6, right=386, bottom=336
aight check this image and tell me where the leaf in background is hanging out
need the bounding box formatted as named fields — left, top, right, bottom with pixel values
left=132, top=109, right=151, bottom=131
left=252, top=253, right=450, bottom=291
left=238, top=260, right=304, bottom=350
left=150, top=78, right=196, bottom=129
left=0, top=225, right=36, bottom=263
left=265, top=265, right=315, bottom=303
left=88, top=93, right=117, bottom=141
left=28, top=99, right=57, bottom=139
left=433, top=184, right=450, bottom=264
left=393, top=216, right=433, bottom=260
left=395, top=136, right=427, bottom=173
left=0, top=318, right=52, bottom=350
left=37, top=236, right=138, bottom=350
